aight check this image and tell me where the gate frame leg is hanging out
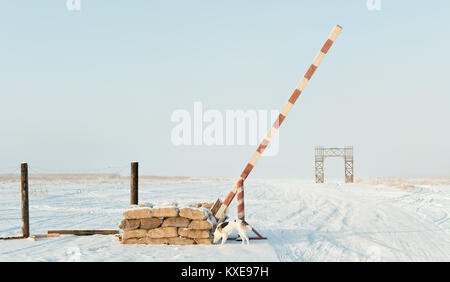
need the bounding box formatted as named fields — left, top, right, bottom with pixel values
left=228, top=180, right=267, bottom=241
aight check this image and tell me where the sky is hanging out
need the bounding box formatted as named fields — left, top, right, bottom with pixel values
left=1, top=0, right=449, bottom=179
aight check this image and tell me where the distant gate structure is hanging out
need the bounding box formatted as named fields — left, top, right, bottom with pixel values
left=315, top=146, right=354, bottom=183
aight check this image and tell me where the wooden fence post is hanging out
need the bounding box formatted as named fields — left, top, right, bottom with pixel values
left=130, top=162, right=138, bottom=205
left=21, top=163, right=30, bottom=238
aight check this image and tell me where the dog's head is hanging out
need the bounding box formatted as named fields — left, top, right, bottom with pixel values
left=213, top=221, right=229, bottom=243
left=213, top=226, right=222, bottom=243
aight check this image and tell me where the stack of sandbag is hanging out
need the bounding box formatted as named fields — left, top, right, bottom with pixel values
left=119, top=203, right=217, bottom=245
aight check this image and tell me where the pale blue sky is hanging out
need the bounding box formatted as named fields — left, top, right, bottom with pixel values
left=1, top=1, right=449, bottom=178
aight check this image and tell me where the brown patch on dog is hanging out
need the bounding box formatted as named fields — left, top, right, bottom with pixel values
left=216, top=221, right=229, bottom=233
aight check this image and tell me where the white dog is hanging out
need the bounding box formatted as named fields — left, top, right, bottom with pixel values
left=213, top=219, right=252, bottom=245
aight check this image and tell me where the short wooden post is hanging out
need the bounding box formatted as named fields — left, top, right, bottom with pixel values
left=130, top=162, right=138, bottom=205
left=21, top=163, right=30, bottom=238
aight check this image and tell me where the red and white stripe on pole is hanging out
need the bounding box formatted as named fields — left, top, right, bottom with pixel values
left=215, top=25, right=343, bottom=221
left=236, top=179, right=244, bottom=221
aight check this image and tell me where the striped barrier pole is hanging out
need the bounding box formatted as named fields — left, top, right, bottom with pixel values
left=236, top=179, right=244, bottom=221
left=215, top=25, right=343, bottom=221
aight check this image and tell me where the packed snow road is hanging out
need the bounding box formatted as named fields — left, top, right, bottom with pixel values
left=0, top=178, right=449, bottom=261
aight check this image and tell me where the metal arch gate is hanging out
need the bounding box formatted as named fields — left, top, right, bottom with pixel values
left=314, top=146, right=354, bottom=183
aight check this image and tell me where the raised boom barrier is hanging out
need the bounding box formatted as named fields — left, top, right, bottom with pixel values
left=215, top=25, right=343, bottom=224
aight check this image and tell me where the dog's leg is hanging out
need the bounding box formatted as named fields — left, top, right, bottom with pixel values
left=239, top=230, right=250, bottom=245
left=221, top=234, right=228, bottom=245
left=244, top=234, right=250, bottom=245
left=238, top=231, right=246, bottom=245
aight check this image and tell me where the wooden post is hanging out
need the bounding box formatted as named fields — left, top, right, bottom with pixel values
left=130, top=162, right=138, bottom=205
left=21, top=163, right=30, bottom=238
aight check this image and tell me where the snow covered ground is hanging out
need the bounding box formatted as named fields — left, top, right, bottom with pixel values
left=0, top=177, right=449, bottom=261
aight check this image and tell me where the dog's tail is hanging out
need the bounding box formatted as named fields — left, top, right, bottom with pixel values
left=244, top=222, right=252, bottom=231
